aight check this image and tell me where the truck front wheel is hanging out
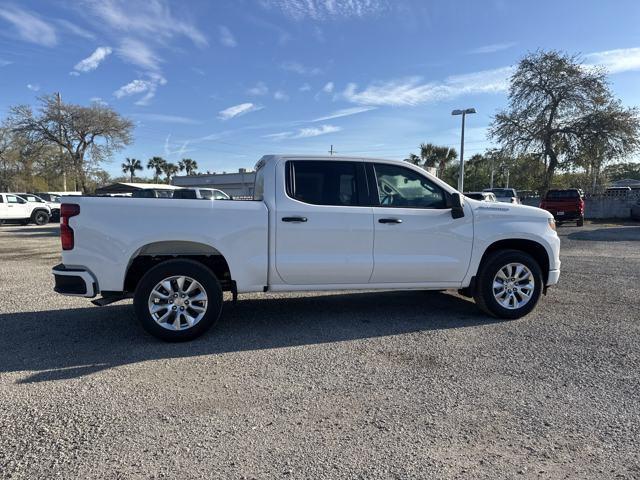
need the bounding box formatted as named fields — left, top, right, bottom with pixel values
left=133, top=259, right=223, bottom=342
left=473, top=250, right=543, bottom=320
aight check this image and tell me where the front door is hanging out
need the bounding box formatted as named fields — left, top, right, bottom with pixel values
left=368, top=162, right=474, bottom=284
left=275, top=159, right=374, bottom=285
left=4, top=195, right=29, bottom=219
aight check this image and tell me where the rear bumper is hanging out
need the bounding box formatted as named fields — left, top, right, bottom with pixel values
left=52, top=263, right=97, bottom=298
left=546, top=269, right=560, bottom=286
left=548, top=210, right=582, bottom=221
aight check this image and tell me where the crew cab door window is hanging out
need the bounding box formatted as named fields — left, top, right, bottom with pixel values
left=287, top=161, right=364, bottom=206
left=373, top=163, right=445, bottom=208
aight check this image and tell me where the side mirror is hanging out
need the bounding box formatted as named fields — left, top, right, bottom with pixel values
left=449, top=193, right=465, bottom=219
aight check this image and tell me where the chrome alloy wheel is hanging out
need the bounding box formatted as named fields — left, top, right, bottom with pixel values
left=147, top=275, right=208, bottom=331
left=492, top=263, right=535, bottom=310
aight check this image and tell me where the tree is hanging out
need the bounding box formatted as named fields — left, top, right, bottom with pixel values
left=122, top=157, right=143, bottom=182
left=490, top=50, right=640, bottom=192
left=178, top=158, right=198, bottom=176
left=8, top=94, right=134, bottom=192
left=162, top=162, right=179, bottom=183
left=404, top=143, right=457, bottom=177
left=147, top=156, right=166, bottom=183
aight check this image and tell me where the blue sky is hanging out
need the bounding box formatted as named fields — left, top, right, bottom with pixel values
left=1, top=0, right=640, bottom=176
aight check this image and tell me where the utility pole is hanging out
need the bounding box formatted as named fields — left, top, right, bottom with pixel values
left=451, top=108, right=476, bottom=192
left=489, top=155, right=495, bottom=189
left=328, top=145, right=335, bottom=156
left=56, top=92, right=67, bottom=191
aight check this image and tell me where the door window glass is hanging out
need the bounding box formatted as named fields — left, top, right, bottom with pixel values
left=287, top=161, right=360, bottom=206
left=373, top=163, right=445, bottom=209
left=7, top=195, right=23, bottom=204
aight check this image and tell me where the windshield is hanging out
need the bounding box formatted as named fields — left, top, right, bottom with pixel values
left=487, top=188, right=516, bottom=197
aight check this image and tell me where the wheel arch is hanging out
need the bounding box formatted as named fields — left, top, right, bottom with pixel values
left=478, top=238, right=550, bottom=284
left=123, top=240, right=233, bottom=293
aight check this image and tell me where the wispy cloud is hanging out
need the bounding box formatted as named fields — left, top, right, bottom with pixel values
left=85, top=0, right=207, bottom=47
left=117, top=37, right=161, bottom=71
left=299, top=83, right=311, bottom=92
left=26, top=83, right=40, bottom=92
left=56, top=19, right=95, bottom=40
left=322, top=81, right=334, bottom=93
left=468, top=42, right=516, bottom=55
left=274, top=90, right=289, bottom=101
left=0, top=5, right=57, bottom=47
left=218, top=103, right=263, bottom=120
left=0, top=59, right=11, bottom=67
left=74, top=46, right=112, bottom=73
left=281, top=61, right=322, bottom=75
left=219, top=25, right=237, bottom=47
left=343, top=66, right=513, bottom=106
left=264, top=124, right=341, bottom=140
left=133, top=113, right=200, bottom=124
left=90, top=97, right=108, bottom=106
left=586, top=47, right=640, bottom=74
left=113, top=73, right=167, bottom=105
left=312, top=106, right=377, bottom=122
left=262, top=0, right=387, bottom=20
left=247, top=82, right=269, bottom=96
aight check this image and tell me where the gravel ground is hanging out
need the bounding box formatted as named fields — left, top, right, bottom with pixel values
left=0, top=221, right=639, bottom=479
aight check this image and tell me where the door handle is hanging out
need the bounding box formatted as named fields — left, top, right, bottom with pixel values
left=282, top=216, right=307, bottom=223
left=378, top=218, right=402, bottom=224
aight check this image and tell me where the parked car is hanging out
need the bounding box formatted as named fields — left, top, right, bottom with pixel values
left=172, top=188, right=230, bottom=200
left=539, top=189, right=585, bottom=227
left=16, top=193, right=60, bottom=222
left=631, top=198, right=640, bottom=221
left=483, top=188, right=520, bottom=204
left=131, top=189, right=175, bottom=199
left=0, top=192, right=51, bottom=225
left=35, top=192, right=62, bottom=203
left=464, top=191, right=497, bottom=202
left=52, top=155, right=560, bottom=341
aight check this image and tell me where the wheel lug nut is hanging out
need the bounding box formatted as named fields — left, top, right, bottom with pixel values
left=169, top=300, right=173, bottom=304
left=185, top=300, right=189, bottom=305
left=180, top=306, right=185, bottom=311
left=172, top=306, right=177, bottom=311
left=174, top=293, right=178, bottom=298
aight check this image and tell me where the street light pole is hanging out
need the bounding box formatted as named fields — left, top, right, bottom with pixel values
left=451, top=108, right=476, bottom=192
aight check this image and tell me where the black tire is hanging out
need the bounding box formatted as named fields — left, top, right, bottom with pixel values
left=577, top=216, right=584, bottom=227
left=32, top=210, right=50, bottom=225
left=133, top=259, right=223, bottom=342
left=473, top=249, right=544, bottom=320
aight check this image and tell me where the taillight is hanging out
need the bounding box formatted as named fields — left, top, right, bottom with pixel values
left=60, top=203, right=80, bottom=250
left=579, top=199, right=585, bottom=213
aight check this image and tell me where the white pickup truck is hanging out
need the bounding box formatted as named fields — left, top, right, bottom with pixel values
left=53, top=155, right=560, bottom=341
left=0, top=193, right=51, bottom=225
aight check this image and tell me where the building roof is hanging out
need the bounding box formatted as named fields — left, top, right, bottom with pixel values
left=611, top=178, right=640, bottom=187
left=95, top=182, right=181, bottom=194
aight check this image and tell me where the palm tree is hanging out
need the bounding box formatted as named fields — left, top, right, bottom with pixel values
left=121, top=158, right=143, bottom=182
left=162, top=162, right=179, bottom=183
left=404, top=153, right=421, bottom=165
left=414, top=143, right=457, bottom=177
left=178, top=158, right=198, bottom=176
left=147, top=156, right=166, bottom=183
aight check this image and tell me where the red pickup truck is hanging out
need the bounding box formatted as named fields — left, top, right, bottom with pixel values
left=540, top=189, right=585, bottom=226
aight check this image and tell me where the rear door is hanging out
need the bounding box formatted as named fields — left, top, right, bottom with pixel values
left=368, top=162, right=474, bottom=284
left=275, top=159, right=374, bottom=285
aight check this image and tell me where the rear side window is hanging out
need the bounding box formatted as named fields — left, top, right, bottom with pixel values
left=286, top=161, right=364, bottom=206
left=174, top=190, right=197, bottom=199
left=373, top=163, right=446, bottom=209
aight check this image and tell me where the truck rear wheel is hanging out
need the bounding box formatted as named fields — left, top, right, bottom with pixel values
left=473, top=250, right=543, bottom=320
left=133, top=259, right=223, bottom=342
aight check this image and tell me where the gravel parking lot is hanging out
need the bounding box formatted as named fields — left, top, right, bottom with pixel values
left=0, top=221, right=639, bottom=479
